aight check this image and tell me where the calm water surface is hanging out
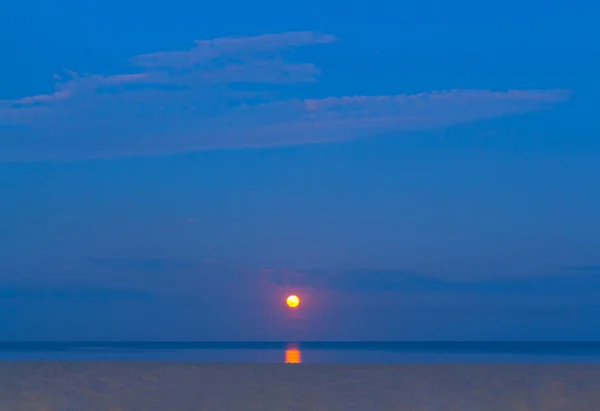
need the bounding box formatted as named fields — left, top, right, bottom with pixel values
left=2, top=341, right=600, bottom=363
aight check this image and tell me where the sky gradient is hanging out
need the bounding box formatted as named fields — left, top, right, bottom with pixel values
left=1, top=0, right=599, bottom=341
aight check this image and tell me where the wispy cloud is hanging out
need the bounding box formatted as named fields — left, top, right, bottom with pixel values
left=566, top=265, right=600, bottom=273
left=89, top=257, right=191, bottom=273
left=0, top=286, right=153, bottom=301
left=0, top=31, right=570, bottom=162
left=133, top=31, right=338, bottom=69
left=260, top=268, right=600, bottom=293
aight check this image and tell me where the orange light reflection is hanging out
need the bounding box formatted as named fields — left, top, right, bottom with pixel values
left=285, top=343, right=302, bottom=364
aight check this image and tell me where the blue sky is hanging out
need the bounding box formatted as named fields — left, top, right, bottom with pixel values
left=1, top=0, right=599, bottom=340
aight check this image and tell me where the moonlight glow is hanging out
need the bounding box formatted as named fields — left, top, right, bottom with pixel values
left=286, top=295, right=300, bottom=308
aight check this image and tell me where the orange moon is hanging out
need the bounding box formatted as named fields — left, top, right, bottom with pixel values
left=286, top=295, right=300, bottom=308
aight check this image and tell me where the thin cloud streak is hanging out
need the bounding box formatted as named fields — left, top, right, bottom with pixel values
left=0, top=31, right=570, bottom=162
left=133, top=31, right=338, bottom=68
left=0, top=286, right=153, bottom=301
left=260, top=268, right=600, bottom=293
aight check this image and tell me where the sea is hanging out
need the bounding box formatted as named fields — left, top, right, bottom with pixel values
left=2, top=341, right=600, bottom=363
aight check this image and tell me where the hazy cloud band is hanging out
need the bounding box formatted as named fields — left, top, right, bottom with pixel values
left=0, top=31, right=570, bottom=162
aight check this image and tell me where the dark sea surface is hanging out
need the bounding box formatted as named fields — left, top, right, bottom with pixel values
left=2, top=341, right=600, bottom=363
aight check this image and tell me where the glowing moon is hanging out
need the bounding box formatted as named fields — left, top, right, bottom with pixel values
left=286, top=295, right=300, bottom=308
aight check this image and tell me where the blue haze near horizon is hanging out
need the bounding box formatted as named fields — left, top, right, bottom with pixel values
left=3, top=341, right=600, bottom=363
left=1, top=0, right=600, bottom=342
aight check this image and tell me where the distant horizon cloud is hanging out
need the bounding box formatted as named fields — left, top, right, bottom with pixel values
left=0, top=31, right=570, bottom=162
left=3, top=256, right=600, bottom=303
